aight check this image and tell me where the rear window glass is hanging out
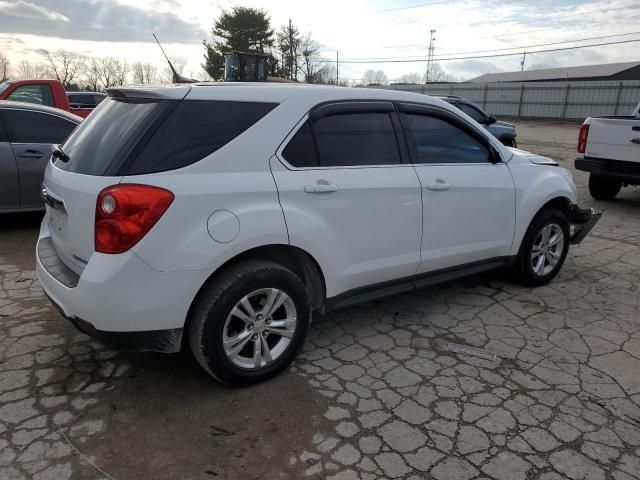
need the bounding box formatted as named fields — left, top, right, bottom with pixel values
left=125, top=100, right=277, bottom=175
left=57, top=98, right=277, bottom=175
left=3, top=109, right=77, bottom=144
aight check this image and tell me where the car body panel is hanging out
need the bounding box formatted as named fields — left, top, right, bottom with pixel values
left=0, top=102, right=81, bottom=212
left=35, top=84, right=579, bottom=339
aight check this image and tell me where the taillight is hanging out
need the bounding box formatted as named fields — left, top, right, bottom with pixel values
left=95, top=184, right=174, bottom=254
left=577, top=124, right=589, bottom=154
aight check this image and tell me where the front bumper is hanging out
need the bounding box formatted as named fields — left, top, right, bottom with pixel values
left=569, top=205, right=602, bottom=244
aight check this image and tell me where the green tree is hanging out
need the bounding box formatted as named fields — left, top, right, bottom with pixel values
left=202, top=6, right=274, bottom=80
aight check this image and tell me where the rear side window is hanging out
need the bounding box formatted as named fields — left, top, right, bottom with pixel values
left=57, top=98, right=276, bottom=175
left=125, top=100, right=277, bottom=175
left=58, top=98, right=171, bottom=175
left=401, top=113, right=490, bottom=164
left=283, top=112, right=400, bottom=167
left=7, top=84, right=55, bottom=107
left=3, top=110, right=76, bottom=144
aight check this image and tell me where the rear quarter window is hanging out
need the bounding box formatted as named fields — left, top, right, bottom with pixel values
left=57, top=98, right=277, bottom=175
left=125, top=100, right=277, bottom=175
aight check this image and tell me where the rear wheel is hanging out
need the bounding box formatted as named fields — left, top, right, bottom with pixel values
left=502, top=138, right=517, bottom=148
left=189, top=260, right=311, bottom=385
left=588, top=174, right=622, bottom=201
left=513, top=209, right=570, bottom=287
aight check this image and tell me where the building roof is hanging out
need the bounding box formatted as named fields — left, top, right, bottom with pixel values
left=469, top=61, right=640, bottom=83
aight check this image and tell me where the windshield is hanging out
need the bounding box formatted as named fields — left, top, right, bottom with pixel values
left=0, top=81, right=13, bottom=96
left=57, top=97, right=172, bottom=175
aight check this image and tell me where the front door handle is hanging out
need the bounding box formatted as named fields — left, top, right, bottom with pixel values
left=426, top=179, right=451, bottom=191
left=304, top=182, right=338, bottom=194
left=631, top=138, right=640, bottom=145
left=17, top=150, right=45, bottom=159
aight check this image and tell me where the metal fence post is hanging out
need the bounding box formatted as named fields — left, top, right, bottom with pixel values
left=482, top=84, right=488, bottom=109
left=614, top=81, right=623, bottom=115
left=449, top=84, right=454, bottom=95
left=517, top=84, right=525, bottom=117
left=561, top=83, right=570, bottom=120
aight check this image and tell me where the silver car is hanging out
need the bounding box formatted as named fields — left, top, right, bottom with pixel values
left=0, top=101, right=80, bottom=212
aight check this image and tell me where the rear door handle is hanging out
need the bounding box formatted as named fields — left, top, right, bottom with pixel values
left=17, top=150, right=45, bottom=159
left=426, top=180, right=451, bottom=191
left=631, top=138, right=640, bottom=145
left=304, top=182, right=338, bottom=193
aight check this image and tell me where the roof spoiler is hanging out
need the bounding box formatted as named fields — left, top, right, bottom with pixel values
left=153, top=33, right=198, bottom=84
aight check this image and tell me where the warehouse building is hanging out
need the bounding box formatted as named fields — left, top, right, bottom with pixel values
left=470, top=61, right=640, bottom=83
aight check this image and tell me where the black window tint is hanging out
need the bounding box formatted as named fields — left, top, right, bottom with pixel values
left=58, top=97, right=171, bottom=175
left=283, top=121, right=317, bottom=167
left=126, top=100, right=277, bottom=175
left=457, top=103, right=486, bottom=123
left=4, top=110, right=76, bottom=144
left=402, top=114, right=490, bottom=164
left=313, top=113, right=400, bottom=167
left=0, top=115, right=7, bottom=142
left=7, top=84, right=54, bottom=107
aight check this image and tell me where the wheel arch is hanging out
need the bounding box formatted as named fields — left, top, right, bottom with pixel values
left=183, top=244, right=326, bottom=347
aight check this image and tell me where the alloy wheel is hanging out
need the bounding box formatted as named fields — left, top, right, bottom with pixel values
left=531, top=223, right=565, bottom=276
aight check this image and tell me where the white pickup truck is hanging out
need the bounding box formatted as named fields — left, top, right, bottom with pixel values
left=575, top=101, right=640, bottom=200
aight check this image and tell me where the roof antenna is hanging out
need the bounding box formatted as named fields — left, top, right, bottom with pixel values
left=153, top=33, right=197, bottom=84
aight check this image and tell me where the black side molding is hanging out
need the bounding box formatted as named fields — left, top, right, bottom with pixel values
left=322, top=257, right=513, bottom=313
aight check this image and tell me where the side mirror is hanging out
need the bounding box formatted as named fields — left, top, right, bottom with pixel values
left=487, top=115, right=497, bottom=125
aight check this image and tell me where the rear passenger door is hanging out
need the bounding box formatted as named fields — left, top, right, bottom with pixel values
left=398, top=103, right=516, bottom=274
left=3, top=109, right=77, bottom=209
left=0, top=114, right=19, bottom=210
left=271, top=102, right=423, bottom=298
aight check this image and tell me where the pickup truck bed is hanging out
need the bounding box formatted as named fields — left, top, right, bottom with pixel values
left=575, top=102, right=640, bottom=200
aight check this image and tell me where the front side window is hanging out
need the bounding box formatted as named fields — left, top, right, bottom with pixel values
left=457, top=103, right=487, bottom=123
left=7, top=84, right=55, bottom=107
left=3, top=110, right=76, bottom=144
left=283, top=112, right=401, bottom=168
left=402, top=113, right=491, bottom=164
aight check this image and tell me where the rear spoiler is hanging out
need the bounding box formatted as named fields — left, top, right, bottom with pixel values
left=107, top=85, right=191, bottom=100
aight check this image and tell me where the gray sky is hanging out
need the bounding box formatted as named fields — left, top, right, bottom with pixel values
left=1, top=0, right=639, bottom=82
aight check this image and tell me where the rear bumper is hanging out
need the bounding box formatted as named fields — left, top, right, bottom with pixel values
left=36, top=217, right=206, bottom=353
left=569, top=205, right=602, bottom=244
left=575, top=157, right=640, bottom=183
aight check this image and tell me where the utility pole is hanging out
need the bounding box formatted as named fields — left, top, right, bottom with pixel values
left=520, top=51, right=527, bottom=72
left=425, top=29, right=436, bottom=84
left=288, top=19, right=294, bottom=80
left=336, top=50, right=339, bottom=85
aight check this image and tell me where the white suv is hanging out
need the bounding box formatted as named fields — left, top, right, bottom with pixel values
left=37, top=84, right=600, bottom=384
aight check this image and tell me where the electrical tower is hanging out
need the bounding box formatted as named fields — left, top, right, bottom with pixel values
left=425, top=29, right=436, bottom=83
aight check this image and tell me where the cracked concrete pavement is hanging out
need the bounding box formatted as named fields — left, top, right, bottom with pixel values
left=1, top=120, right=640, bottom=479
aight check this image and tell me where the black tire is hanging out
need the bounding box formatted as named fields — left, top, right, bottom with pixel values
left=501, top=137, right=517, bottom=148
left=188, top=260, right=311, bottom=386
left=588, top=174, right=622, bottom=201
left=513, top=209, right=570, bottom=287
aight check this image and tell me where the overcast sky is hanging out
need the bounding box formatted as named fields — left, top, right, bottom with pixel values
left=1, top=0, right=639, bottom=82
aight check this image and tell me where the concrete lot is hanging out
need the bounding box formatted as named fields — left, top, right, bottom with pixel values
left=1, top=120, right=639, bottom=480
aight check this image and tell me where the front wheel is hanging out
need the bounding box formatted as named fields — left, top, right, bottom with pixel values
left=513, top=209, right=570, bottom=287
left=588, top=174, right=622, bottom=201
left=189, top=260, right=311, bottom=385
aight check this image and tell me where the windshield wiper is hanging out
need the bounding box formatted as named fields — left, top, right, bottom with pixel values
left=51, top=144, right=70, bottom=163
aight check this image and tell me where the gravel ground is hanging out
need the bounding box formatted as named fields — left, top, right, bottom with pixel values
left=1, top=120, right=639, bottom=480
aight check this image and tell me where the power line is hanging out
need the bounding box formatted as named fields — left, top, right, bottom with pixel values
left=336, top=30, right=640, bottom=62
left=323, top=38, right=640, bottom=64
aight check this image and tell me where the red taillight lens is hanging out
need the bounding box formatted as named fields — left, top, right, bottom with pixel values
left=577, top=124, right=589, bottom=154
left=95, top=184, right=174, bottom=254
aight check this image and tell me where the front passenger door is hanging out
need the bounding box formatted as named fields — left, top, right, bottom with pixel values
left=399, top=104, right=516, bottom=274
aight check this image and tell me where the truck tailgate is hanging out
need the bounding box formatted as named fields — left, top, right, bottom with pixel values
left=586, top=117, right=640, bottom=163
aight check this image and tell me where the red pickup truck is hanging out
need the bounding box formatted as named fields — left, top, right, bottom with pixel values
left=0, top=79, right=105, bottom=118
